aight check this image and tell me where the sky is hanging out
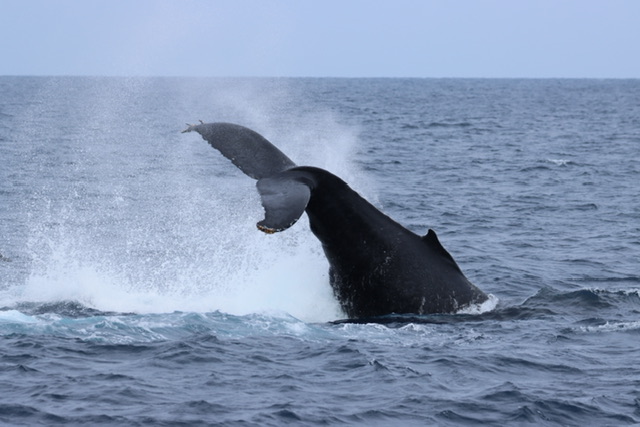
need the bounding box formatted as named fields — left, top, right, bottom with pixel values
left=1, top=0, right=639, bottom=78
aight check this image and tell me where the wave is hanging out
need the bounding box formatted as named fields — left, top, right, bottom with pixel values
left=426, top=121, right=472, bottom=128
left=332, top=286, right=640, bottom=329
left=4, top=285, right=637, bottom=327
left=0, top=221, right=345, bottom=323
left=470, top=381, right=637, bottom=426
left=577, top=319, right=640, bottom=333
left=567, top=276, right=640, bottom=284
left=397, top=121, right=473, bottom=131
left=0, top=304, right=326, bottom=343
left=0, top=302, right=484, bottom=350
left=523, top=286, right=640, bottom=306
left=546, top=158, right=573, bottom=166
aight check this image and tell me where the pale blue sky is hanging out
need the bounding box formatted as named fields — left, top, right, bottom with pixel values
left=1, top=0, right=639, bottom=78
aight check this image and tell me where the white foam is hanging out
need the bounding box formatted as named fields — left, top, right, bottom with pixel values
left=546, top=158, right=571, bottom=166
left=457, top=293, right=499, bottom=315
left=580, top=321, right=640, bottom=333
left=13, top=225, right=343, bottom=323
left=0, top=310, right=38, bottom=324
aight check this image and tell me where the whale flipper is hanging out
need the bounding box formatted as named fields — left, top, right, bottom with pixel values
left=256, top=172, right=311, bottom=233
left=183, top=122, right=296, bottom=180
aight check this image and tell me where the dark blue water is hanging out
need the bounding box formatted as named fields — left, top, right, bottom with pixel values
left=1, top=77, right=639, bottom=426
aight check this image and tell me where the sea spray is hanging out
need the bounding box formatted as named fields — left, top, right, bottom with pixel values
left=5, top=77, right=368, bottom=322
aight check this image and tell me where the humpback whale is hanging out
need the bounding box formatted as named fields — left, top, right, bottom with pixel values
left=183, top=122, right=487, bottom=318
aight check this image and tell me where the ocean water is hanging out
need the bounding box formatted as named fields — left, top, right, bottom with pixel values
left=0, top=77, right=639, bottom=425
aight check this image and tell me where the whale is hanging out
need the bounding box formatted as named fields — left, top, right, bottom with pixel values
left=183, top=122, right=488, bottom=318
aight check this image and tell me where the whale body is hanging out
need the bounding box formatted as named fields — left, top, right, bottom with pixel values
left=183, top=122, right=488, bottom=318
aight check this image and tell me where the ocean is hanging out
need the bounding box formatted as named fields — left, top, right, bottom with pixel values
left=0, top=77, right=639, bottom=425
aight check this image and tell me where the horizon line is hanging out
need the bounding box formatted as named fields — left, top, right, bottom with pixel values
left=1, top=74, right=639, bottom=80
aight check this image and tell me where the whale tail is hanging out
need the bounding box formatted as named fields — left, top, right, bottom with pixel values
left=185, top=122, right=308, bottom=233
left=255, top=171, right=311, bottom=233
left=184, top=122, right=488, bottom=317
left=183, top=122, right=296, bottom=180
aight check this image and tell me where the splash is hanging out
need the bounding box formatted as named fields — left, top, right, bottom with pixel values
left=4, top=77, right=364, bottom=323
left=457, top=293, right=499, bottom=315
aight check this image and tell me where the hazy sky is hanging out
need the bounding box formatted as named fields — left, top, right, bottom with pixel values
left=1, top=0, right=639, bottom=78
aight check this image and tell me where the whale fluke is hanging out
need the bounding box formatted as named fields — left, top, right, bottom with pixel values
left=256, top=171, right=312, bottom=233
left=183, top=122, right=296, bottom=180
